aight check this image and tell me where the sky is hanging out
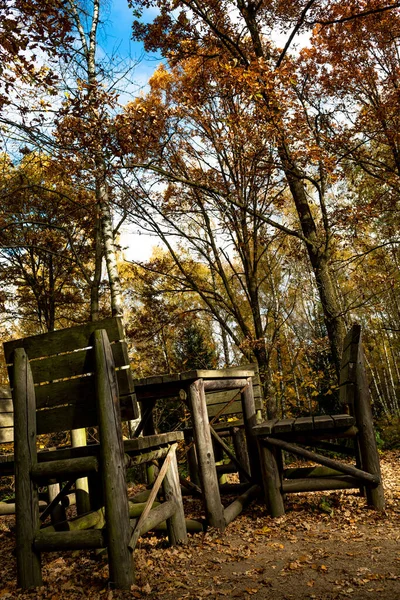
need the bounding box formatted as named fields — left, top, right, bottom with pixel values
left=100, top=0, right=161, bottom=92
left=99, top=1, right=164, bottom=262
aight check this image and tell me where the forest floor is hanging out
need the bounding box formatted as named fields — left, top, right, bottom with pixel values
left=0, top=451, right=399, bottom=600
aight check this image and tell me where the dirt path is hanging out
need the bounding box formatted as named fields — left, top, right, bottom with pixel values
left=0, top=452, right=399, bottom=599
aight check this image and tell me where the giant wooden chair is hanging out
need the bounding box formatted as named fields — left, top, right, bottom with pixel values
left=253, top=324, right=385, bottom=517
left=4, top=317, right=186, bottom=590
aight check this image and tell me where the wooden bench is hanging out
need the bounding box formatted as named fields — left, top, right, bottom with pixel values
left=3, top=317, right=187, bottom=590
left=253, top=324, right=385, bottom=517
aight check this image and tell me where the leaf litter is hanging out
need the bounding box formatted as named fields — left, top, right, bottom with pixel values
left=0, top=451, right=399, bottom=599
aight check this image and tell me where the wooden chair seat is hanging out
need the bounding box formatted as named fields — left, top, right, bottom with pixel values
left=253, top=325, right=384, bottom=517
left=253, top=414, right=355, bottom=437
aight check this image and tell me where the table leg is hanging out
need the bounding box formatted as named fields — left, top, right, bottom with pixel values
left=188, top=379, right=225, bottom=530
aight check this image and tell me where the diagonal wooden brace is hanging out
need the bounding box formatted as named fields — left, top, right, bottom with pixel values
left=128, top=443, right=177, bottom=551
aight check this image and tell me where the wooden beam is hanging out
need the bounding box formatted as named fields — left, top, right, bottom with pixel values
left=210, top=426, right=252, bottom=483
left=31, top=456, right=98, bottom=483
left=282, top=476, right=365, bottom=493
left=128, top=443, right=176, bottom=551
left=224, top=485, right=260, bottom=526
left=34, top=530, right=106, bottom=552
left=263, top=438, right=380, bottom=485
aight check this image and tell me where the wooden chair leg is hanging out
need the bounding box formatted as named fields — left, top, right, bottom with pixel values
left=258, top=438, right=285, bottom=518
left=355, top=347, right=385, bottom=510
left=94, top=330, right=134, bottom=589
left=232, top=427, right=251, bottom=483
left=162, top=446, right=187, bottom=546
left=13, top=349, right=42, bottom=589
left=186, top=436, right=201, bottom=487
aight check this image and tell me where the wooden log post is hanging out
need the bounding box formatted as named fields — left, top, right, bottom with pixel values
left=142, top=404, right=157, bottom=485
left=94, top=329, right=134, bottom=589
left=186, top=435, right=201, bottom=488
left=257, top=438, right=285, bottom=518
left=354, top=337, right=385, bottom=510
left=213, top=437, right=227, bottom=485
left=162, top=445, right=188, bottom=545
left=71, top=428, right=91, bottom=514
left=188, top=379, right=225, bottom=530
left=13, top=348, right=43, bottom=589
left=47, top=482, right=66, bottom=526
left=232, top=427, right=251, bottom=483
left=241, top=378, right=261, bottom=482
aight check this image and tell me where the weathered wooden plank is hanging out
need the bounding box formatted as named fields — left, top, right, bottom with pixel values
left=293, top=416, right=314, bottom=432
left=272, top=418, right=295, bottom=433
left=252, top=419, right=279, bottom=436
left=0, top=427, right=14, bottom=443
left=206, top=389, right=263, bottom=407
left=207, top=400, right=248, bottom=418
left=0, top=412, right=13, bottom=427
left=134, top=382, right=184, bottom=401
left=33, top=393, right=137, bottom=435
left=313, top=415, right=335, bottom=430
left=0, top=385, right=11, bottom=398
left=124, top=431, right=183, bottom=453
left=341, top=340, right=360, bottom=369
left=3, top=317, right=124, bottom=362
left=341, top=324, right=361, bottom=355
left=339, top=362, right=357, bottom=385
left=181, top=369, right=255, bottom=381
left=14, top=341, right=129, bottom=386
left=28, top=369, right=133, bottom=410
left=203, top=378, right=249, bottom=392
left=0, top=399, right=13, bottom=413
left=94, top=329, right=134, bottom=589
left=331, top=414, right=355, bottom=429
left=13, top=348, right=42, bottom=589
left=339, top=383, right=355, bottom=408
left=36, top=404, right=97, bottom=434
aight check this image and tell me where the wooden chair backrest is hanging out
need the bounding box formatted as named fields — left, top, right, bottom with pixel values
left=339, top=323, right=362, bottom=413
left=206, top=364, right=263, bottom=422
left=0, top=385, right=13, bottom=444
left=3, top=317, right=138, bottom=435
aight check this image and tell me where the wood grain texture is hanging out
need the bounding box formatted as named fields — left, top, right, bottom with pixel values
left=94, top=329, right=134, bottom=589
left=189, top=379, right=225, bottom=530
left=13, top=348, right=42, bottom=589
left=4, top=317, right=124, bottom=362
left=162, top=445, right=188, bottom=546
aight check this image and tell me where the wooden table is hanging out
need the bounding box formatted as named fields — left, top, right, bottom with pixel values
left=133, top=369, right=260, bottom=530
